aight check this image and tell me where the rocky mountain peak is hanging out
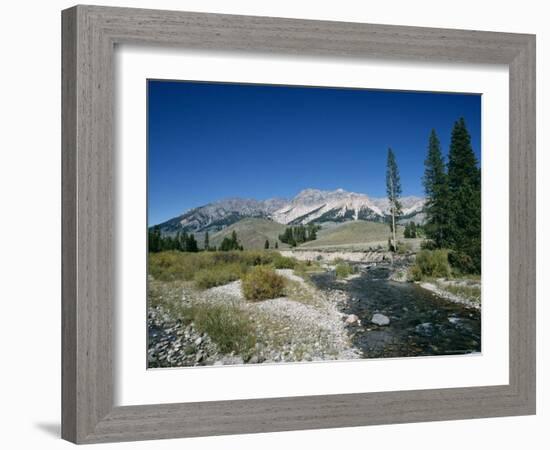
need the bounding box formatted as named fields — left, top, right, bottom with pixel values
left=153, top=188, right=425, bottom=234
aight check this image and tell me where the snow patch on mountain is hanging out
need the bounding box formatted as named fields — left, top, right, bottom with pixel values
left=271, top=189, right=385, bottom=225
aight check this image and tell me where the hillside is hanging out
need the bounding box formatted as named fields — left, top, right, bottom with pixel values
left=209, top=218, right=289, bottom=250
left=298, top=220, right=404, bottom=250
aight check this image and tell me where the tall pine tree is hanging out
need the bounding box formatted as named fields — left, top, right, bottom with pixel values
left=204, top=231, right=210, bottom=251
left=423, top=129, right=450, bottom=248
left=186, top=234, right=199, bottom=252
left=447, top=118, right=481, bottom=272
left=386, top=148, right=402, bottom=251
left=148, top=226, right=161, bottom=252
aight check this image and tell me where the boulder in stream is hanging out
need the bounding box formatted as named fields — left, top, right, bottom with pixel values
left=371, top=313, right=390, bottom=326
left=345, top=314, right=360, bottom=325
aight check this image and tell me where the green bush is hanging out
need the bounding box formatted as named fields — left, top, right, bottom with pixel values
left=271, top=254, right=297, bottom=269
left=420, top=240, right=438, bottom=250
left=149, top=250, right=294, bottom=282
left=448, top=250, right=477, bottom=274
left=408, top=264, right=424, bottom=282
left=409, top=249, right=450, bottom=281
left=335, top=262, right=354, bottom=279
left=147, top=280, right=256, bottom=356
left=242, top=266, right=286, bottom=301
left=194, top=263, right=245, bottom=289
left=148, top=251, right=202, bottom=281
left=191, top=303, right=256, bottom=355
left=396, top=241, right=413, bottom=255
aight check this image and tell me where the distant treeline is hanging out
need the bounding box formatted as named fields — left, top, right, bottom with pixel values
left=148, top=227, right=252, bottom=253
left=148, top=226, right=199, bottom=252
left=278, top=224, right=320, bottom=247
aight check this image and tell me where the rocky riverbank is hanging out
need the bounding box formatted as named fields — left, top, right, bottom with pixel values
left=418, top=280, right=481, bottom=310
left=148, top=254, right=482, bottom=366
left=148, top=269, right=360, bottom=367
left=280, top=249, right=398, bottom=263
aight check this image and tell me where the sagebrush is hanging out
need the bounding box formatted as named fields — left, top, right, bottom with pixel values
left=241, top=266, right=286, bottom=301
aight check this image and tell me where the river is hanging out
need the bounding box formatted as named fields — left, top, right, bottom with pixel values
left=310, top=265, right=481, bottom=358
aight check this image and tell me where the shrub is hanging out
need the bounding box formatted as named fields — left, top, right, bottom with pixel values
left=149, top=250, right=302, bottom=288
left=239, top=250, right=275, bottom=267
left=335, top=262, right=354, bottom=279
left=147, top=280, right=256, bottom=357
left=271, top=254, right=297, bottom=269
left=396, top=241, right=413, bottom=255
left=409, top=249, right=450, bottom=280
left=194, top=263, right=245, bottom=289
left=242, top=266, right=286, bottom=301
left=448, top=250, right=477, bottom=274
left=420, top=240, right=438, bottom=250
left=210, top=251, right=245, bottom=265
left=191, top=303, right=256, bottom=355
left=408, top=264, right=424, bottom=282
left=148, top=251, right=201, bottom=281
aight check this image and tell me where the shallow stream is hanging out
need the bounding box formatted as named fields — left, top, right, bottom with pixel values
left=311, top=266, right=481, bottom=358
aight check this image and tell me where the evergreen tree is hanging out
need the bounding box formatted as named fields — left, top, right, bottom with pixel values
left=219, top=237, right=231, bottom=251
left=180, top=231, right=189, bottom=252
left=204, top=231, right=209, bottom=251
left=447, top=118, right=481, bottom=272
left=307, top=224, right=318, bottom=241
left=410, top=221, right=417, bottom=238
left=175, top=231, right=182, bottom=251
left=186, top=234, right=199, bottom=252
left=148, top=226, right=161, bottom=252
left=423, top=129, right=450, bottom=248
left=279, top=228, right=296, bottom=247
left=264, top=239, right=270, bottom=249
left=220, top=230, right=241, bottom=251
left=386, top=148, right=402, bottom=251
left=295, top=225, right=306, bottom=244
left=404, top=223, right=411, bottom=238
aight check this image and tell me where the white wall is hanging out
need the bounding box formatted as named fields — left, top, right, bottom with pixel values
left=0, top=1, right=546, bottom=449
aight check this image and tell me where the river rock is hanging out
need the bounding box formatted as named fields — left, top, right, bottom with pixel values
left=415, top=322, right=433, bottom=335
left=345, top=314, right=360, bottom=325
left=371, top=313, right=390, bottom=326
left=220, top=355, right=244, bottom=365
left=195, top=351, right=204, bottom=363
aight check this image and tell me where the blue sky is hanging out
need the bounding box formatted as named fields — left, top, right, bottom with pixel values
left=148, top=80, right=481, bottom=225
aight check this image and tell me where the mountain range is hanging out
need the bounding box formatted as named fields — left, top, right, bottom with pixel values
left=153, top=188, right=425, bottom=235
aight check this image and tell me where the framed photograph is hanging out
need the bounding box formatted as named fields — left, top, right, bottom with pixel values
left=62, top=5, right=536, bottom=444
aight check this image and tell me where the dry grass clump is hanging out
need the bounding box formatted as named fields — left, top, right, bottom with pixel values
left=335, top=262, right=354, bottom=279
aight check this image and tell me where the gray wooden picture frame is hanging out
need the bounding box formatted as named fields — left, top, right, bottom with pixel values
left=62, top=5, right=536, bottom=444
